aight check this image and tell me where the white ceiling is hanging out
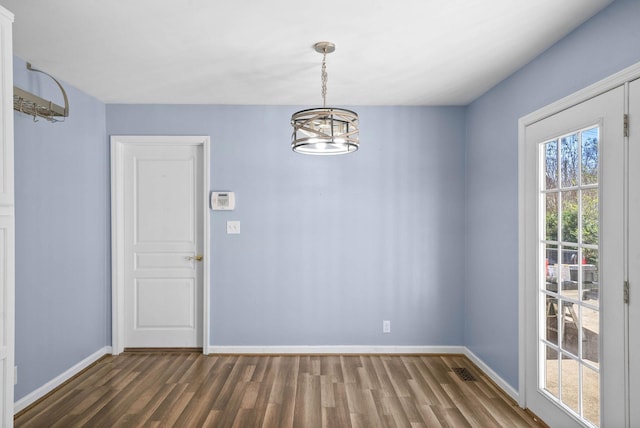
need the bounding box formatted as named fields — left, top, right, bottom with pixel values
left=3, top=0, right=614, bottom=106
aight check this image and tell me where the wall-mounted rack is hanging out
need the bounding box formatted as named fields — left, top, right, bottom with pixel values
left=13, top=63, right=69, bottom=122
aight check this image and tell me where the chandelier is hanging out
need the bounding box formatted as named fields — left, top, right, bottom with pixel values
left=291, top=42, right=359, bottom=155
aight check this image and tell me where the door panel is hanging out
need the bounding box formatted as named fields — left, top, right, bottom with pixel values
left=524, top=86, right=625, bottom=427
left=135, top=252, right=194, bottom=269
left=123, top=144, right=203, bottom=348
left=135, top=278, right=196, bottom=328
left=135, top=158, right=195, bottom=243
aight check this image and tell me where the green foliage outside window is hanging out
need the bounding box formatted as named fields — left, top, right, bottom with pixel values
left=544, top=130, right=599, bottom=266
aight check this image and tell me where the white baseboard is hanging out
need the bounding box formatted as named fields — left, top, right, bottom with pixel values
left=14, top=346, right=112, bottom=414
left=464, top=348, right=519, bottom=402
left=207, top=345, right=467, bottom=355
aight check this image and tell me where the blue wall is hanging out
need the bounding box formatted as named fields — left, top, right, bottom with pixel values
left=13, top=57, right=110, bottom=400
left=464, top=0, right=640, bottom=389
left=106, top=105, right=467, bottom=347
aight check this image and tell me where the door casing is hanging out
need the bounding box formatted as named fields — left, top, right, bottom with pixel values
left=627, top=77, right=640, bottom=427
left=111, top=135, right=210, bottom=355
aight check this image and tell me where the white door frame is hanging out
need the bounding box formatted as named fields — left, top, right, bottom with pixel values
left=111, top=135, right=210, bottom=355
left=0, top=6, right=14, bottom=425
left=518, top=62, right=640, bottom=412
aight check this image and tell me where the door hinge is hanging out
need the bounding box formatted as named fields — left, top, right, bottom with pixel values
left=624, top=280, right=630, bottom=304
left=624, top=114, right=629, bottom=137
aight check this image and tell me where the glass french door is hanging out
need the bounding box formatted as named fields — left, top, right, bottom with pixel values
left=524, top=86, right=626, bottom=427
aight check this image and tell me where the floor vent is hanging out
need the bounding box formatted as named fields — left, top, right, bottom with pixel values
left=452, top=367, right=477, bottom=382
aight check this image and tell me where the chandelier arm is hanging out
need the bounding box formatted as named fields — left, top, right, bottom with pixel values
left=292, top=112, right=325, bottom=132
left=293, top=125, right=332, bottom=139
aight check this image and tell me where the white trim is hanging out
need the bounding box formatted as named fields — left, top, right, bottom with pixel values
left=110, top=140, right=124, bottom=354
left=518, top=60, right=640, bottom=414
left=0, top=216, right=14, bottom=426
left=110, top=135, right=211, bottom=355
left=518, top=112, right=527, bottom=409
left=13, top=347, right=112, bottom=414
left=202, top=141, right=211, bottom=355
left=207, top=345, right=467, bottom=355
left=0, top=9, right=14, bottom=428
left=464, top=348, right=519, bottom=402
left=0, top=9, right=13, bottom=207
left=0, top=6, right=14, bottom=22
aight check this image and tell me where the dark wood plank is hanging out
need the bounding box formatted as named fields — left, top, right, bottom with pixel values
left=15, top=353, right=545, bottom=428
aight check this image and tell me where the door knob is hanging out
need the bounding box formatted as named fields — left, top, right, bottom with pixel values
left=187, top=255, right=203, bottom=261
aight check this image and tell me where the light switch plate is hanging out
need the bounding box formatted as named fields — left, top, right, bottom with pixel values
left=227, top=220, right=240, bottom=234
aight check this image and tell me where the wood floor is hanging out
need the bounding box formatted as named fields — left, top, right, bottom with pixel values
left=15, top=352, right=544, bottom=427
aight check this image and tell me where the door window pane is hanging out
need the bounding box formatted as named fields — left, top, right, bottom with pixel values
left=545, top=346, right=559, bottom=398
left=545, top=245, right=559, bottom=291
left=561, top=358, right=580, bottom=413
left=559, top=246, right=578, bottom=298
left=561, top=134, right=579, bottom=188
left=546, top=140, right=558, bottom=189
left=581, top=306, right=599, bottom=365
left=583, top=365, right=600, bottom=426
left=545, top=193, right=558, bottom=242
left=546, top=295, right=559, bottom=346
left=559, top=300, right=579, bottom=357
left=561, top=191, right=579, bottom=244
left=583, top=248, right=599, bottom=309
left=582, top=128, right=599, bottom=185
left=582, top=189, right=598, bottom=245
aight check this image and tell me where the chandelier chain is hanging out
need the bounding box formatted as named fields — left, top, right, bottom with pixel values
left=321, top=52, right=328, bottom=108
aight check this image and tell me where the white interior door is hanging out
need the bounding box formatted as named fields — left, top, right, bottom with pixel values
left=121, top=141, right=204, bottom=349
left=523, top=86, right=626, bottom=427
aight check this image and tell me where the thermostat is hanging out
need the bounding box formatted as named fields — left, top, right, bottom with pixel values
left=210, top=191, right=235, bottom=210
